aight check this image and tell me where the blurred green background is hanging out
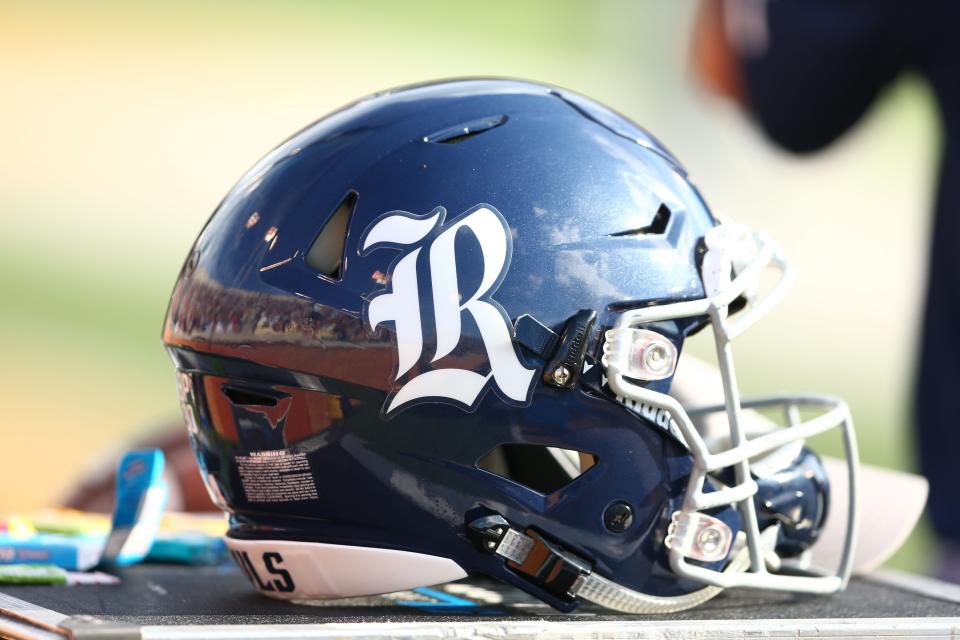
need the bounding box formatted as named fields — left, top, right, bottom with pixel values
left=0, top=1, right=939, bottom=572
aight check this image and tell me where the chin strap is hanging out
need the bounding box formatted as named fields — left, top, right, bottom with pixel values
left=470, top=515, right=778, bottom=614
left=570, top=534, right=757, bottom=614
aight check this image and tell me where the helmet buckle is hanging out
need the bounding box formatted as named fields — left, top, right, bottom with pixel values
left=468, top=514, right=591, bottom=601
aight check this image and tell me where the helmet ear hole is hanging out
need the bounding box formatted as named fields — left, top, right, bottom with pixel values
left=305, top=192, right=356, bottom=279
left=477, top=444, right=597, bottom=494
left=579, top=452, right=597, bottom=472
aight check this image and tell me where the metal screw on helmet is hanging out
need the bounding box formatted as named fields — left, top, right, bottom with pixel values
left=697, top=526, right=724, bottom=555
left=642, top=343, right=671, bottom=376
left=603, top=501, right=634, bottom=533
left=553, top=365, right=571, bottom=386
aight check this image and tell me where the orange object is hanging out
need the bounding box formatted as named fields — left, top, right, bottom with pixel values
left=690, top=0, right=748, bottom=106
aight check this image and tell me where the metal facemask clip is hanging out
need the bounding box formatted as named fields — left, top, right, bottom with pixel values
left=666, top=511, right=734, bottom=563
left=598, top=223, right=859, bottom=601
left=601, top=328, right=678, bottom=381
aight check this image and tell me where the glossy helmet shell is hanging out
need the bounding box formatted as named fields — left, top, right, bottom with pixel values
left=163, top=79, right=735, bottom=610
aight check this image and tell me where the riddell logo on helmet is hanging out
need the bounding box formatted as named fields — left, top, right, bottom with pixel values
left=360, top=204, right=537, bottom=415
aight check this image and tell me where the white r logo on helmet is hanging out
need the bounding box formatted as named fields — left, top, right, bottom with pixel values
left=360, top=204, right=536, bottom=415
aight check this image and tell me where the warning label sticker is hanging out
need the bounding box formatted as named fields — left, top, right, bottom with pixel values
left=236, top=451, right=319, bottom=503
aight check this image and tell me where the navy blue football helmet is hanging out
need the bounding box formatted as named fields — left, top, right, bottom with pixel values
left=163, top=79, right=858, bottom=612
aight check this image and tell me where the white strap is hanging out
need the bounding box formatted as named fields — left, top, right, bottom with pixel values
left=570, top=541, right=751, bottom=614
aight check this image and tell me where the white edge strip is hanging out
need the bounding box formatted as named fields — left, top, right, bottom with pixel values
left=0, top=591, right=68, bottom=631
left=139, top=618, right=960, bottom=640
left=870, top=569, right=960, bottom=605
left=224, top=537, right=466, bottom=600
left=0, top=616, right=67, bottom=640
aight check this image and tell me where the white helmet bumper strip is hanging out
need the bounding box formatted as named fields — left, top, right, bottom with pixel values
left=225, top=537, right=467, bottom=600
left=603, top=226, right=859, bottom=596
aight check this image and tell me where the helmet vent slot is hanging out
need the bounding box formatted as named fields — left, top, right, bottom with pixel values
left=608, top=203, right=671, bottom=237
left=222, top=386, right=279, bottom=407
left=477, top=444, right=595, bottom=494
left=424, top=115, right=507, bottom=145
left=305, top=191, right=356, bottom=280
